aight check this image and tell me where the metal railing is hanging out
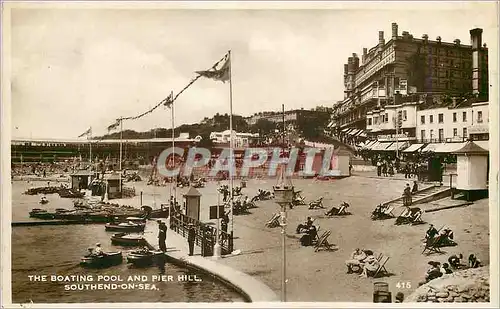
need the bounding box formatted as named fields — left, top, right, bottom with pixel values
left=169, top=211, right=233, bottom=256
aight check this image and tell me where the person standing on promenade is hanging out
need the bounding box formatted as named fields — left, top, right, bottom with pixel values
left=188, top=223, right=196, bottom=256
left=158, top=220, right=167, bottom=252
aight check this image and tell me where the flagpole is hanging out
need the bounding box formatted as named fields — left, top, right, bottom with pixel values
left=89, top=127, right=92, bottom=173
left=228, top=50, right=235, bottom=251
left=119, top=117, right=123, bottom=195
left=171, top=90, right=176, bottom=207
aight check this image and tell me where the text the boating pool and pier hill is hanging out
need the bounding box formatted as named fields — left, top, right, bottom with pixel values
left=28, top=274, right=202, bottom=291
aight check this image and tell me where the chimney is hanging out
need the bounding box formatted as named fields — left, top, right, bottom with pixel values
left=378, top=31, right=385, bottom=46
left=470, top=28, right=483, bottom=49
left=422, top=34, right=428, bottom=42
left=454, top=39, right=461, bottom=46
left=391, top=23, right=398, bottom=40
left=436, top=36, right=442, bottom=43
left=470, top=28, right=484, bottom=96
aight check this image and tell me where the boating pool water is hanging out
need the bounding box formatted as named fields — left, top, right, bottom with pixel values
left=11, top=181, right=246, bottom=303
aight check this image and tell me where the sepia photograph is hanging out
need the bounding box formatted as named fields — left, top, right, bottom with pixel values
left=1, top=0, right=498, bottom=306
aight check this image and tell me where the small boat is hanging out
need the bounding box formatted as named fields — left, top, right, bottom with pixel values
left=111, top=233, right=147, bottom=246
left=127, top=249, right=164, bottom=267
left=126, top=217, right=147, bottom=224
left=80, top=251, right=123, bottom=268
left=29, top=208, right=55, bottom=219
left=105, top=222, right=145, bottom=233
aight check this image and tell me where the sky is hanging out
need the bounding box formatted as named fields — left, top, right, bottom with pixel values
left=6, top=1, right=498, bottom=139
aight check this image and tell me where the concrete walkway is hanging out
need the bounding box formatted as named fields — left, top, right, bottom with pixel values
left=142, top=218, right=279, bottom=303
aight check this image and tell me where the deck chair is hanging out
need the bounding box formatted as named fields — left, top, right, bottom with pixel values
left=410, top=210, right=425, bottom=225
left=314, top=230, right=336, bottom=252
left=371, top=255, right=390, bottom=278
left=422, top=237, right=443, bottom=255
left=383, top=206, right=395, bottom=217
left=265, top=213, right=281, bottom=228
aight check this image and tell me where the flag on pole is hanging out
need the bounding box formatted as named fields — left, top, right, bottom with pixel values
left=78, top=127, right=92, bottom=138
left=196, top=53, right=230, bottom=83
left=107, top=119, right=121, bottom=132
left=163, top=92, right=174, bottom=108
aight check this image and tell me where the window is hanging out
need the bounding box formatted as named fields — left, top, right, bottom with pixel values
left=385, top=113, right=388, bottom=123
left=403, top=110, right=407, bottom=121
left=421, top=115, right=425, bottom=124
left=453, top=128, right=458, bottom=136
left=478, top=111, right=483, bottom=123
left=430, top=115, right=434, bottom=123
left=438, top=113, right=444, bottom=123
left=368, top=118, right=372, bottom=125
left=374, top=116, right=378, bottom=125
left=453, top=112, right=457, bottom=122
left=463, top=128, right=468, bottom=139
left=439, top=129, right=444, bottom=142
left=421, top=130, right=426, bottom=142
left=430, top=129, right=434, bottom=141
left=463, top=111, right=467, bottom=122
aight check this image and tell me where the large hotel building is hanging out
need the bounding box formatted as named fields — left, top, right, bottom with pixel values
left=329, top=22, right=489, bottom=151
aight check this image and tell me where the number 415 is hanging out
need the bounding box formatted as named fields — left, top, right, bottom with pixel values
left=396, top=282, right=411, bottom=289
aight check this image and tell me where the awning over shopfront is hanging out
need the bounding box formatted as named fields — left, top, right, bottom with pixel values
left=433, top=142, right=467, bottom=153
left=421, top=143, right=446, bottom=153
left=363, top=140, right=378, bottom=149
left=473, top=140, right=489, bottom=151
left=421, top=142, right=468, bottom=153
left=370, top=142, right=393, bottom=151
left=341, top=128, right=350, bottom=133
left=383, top=141, right=409, bottom=152
left=327, top=121, right=335, bottom=128
left=402, top=143, right=426, bottom=153
left=358, top=131, right=367, bottom=138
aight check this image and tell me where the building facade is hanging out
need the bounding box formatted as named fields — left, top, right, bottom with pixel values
left=209, top=130, right=259, bottom=148
left=329, top=22, right=489, bottom=144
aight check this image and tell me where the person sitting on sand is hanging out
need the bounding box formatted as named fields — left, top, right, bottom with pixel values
left=418, top=261, right=442, bottom=286
left=447, top=253, right=463, bottom=269
left=359, top=251, right=380, bottom=278
left=441, top=263, right=453, bottom=274
left=296, top=217, right=314, bottom=234
left=345, top=248, right=367, bottom=274
left=299, top=225, right=317, bottom=247
left=468, top=254, right=481, bottom=268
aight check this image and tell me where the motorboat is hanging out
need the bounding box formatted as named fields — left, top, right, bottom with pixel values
left=127, top=249, right=164, bottom=267
left=80, top=251, right=123, bottom=268
left=105, top=222, right=145, bottom=233
left=29, top=208, right=55, bottom=219
left=111, top=233, right=147, bottom=246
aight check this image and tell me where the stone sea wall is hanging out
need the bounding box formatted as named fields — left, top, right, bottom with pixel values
left=405, top=266, right=490, bottom=303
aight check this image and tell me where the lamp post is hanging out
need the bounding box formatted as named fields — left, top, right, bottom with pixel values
left=273, top=103, right=294, bottom=302
left=273, top=170, right=293, bottom=302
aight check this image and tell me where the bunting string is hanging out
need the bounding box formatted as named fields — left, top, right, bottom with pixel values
left=106, top=53, right=229, bottom=127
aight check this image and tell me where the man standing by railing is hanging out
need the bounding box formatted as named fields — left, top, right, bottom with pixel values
left=158, top=220, right=167, bottom=252
left=188, top=223, right=196, bottom=256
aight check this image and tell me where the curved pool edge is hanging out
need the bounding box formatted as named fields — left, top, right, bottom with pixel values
left=145, top=243, right=279, bottom=302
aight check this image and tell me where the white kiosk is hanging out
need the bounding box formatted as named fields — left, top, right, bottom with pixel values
left=452, top=141, right=489, bottom=201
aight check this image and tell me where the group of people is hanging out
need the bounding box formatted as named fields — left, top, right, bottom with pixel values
left=419, top=253, right=482, bottom=286
left=344, top=248, right=381, bottom=278
left=376, top=159, right=397, bottom=177
left=425, top=224, right=457, bottom=247
left=296, top=217, right=317, bottom=247
left=402, top=182, right=418, bottom=206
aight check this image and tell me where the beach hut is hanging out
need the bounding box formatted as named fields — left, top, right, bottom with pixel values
left=183, top=187, right=202, bottom=221
left=70, top=170, right=93, bottom=190
left=104, top=173, right=123, bottom=199
left=452, top=141, right=489, bottom=201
